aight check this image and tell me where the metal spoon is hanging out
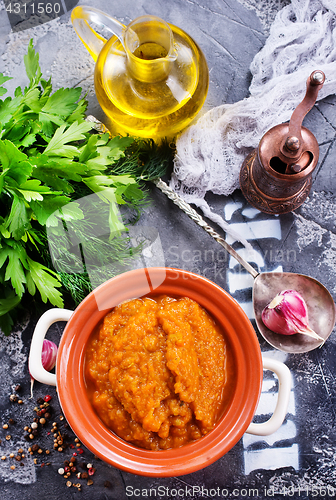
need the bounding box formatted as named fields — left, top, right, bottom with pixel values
left=154, top=178, right=336, bottom=353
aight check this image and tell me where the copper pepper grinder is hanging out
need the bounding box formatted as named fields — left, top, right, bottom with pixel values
left=239, top=70, right=325, bottom=214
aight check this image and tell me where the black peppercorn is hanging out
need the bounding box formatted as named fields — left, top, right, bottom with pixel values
left=36, top=398, right=44, bottom=405
left=104, top=481, right=111, bottom=488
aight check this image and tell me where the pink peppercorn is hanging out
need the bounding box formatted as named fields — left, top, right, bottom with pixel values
left=44, top=395, right=52, bottom=402
left=72, top=452, right=77, bottom=457
left=88, top=468, right=95, bottom=476
left=78, top=448, right=84, bottom=455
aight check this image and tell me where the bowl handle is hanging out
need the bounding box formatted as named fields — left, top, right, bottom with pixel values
left=28, top=308, right=74, bottom=387
left=246, top=357, right=291, bottom=436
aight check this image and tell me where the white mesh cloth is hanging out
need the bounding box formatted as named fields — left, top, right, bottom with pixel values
left=171, top=0, right=336, bottom=246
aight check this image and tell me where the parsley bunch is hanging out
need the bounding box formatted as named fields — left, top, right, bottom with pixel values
left=0, top=40, right=161, bottom=335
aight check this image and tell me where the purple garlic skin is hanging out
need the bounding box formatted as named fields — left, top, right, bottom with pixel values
left=261, top=289, right=324, bottom=342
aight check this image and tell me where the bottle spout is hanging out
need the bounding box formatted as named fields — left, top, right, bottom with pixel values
left=125, top=15, right=177, bottom=82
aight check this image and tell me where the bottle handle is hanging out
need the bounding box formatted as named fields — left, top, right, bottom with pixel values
left=71, top=6, right=126, bottom=61
left=246, top=357, right=291, bottom=436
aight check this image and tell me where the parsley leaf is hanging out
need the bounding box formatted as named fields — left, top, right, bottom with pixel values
left=26, top=257, right=63, bottom=307
left=24, top=39, right=42, bottom=88
left=6, top=197, right=30, bottom=240
left=44, top=121, right=92, bottom=157
left=42, top=87, right=82, bottom=116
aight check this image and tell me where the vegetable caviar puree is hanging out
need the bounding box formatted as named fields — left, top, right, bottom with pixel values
left=85, top=295, right=231, bottom=450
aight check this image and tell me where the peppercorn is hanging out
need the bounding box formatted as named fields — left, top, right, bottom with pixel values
left=44, top=413, right=51, bottom=420
left=31, top=444, right=39, bottom=452
left=104, top=481, right=112, bottom=488
left=31, top=422, right=38, bottom=429
left=18, top=399, right=23, bottom=404
left=9, top=453, right=15, bottom=458
left=2, top=424, right=8, bottom=429
left=32, top=430, right=38, bottom=436
left=9, top=394, right=17, bottom=402
left=81, top=472, right=88, bottom=479
left=44, top=395, right=52, bottom=402
left=5, top=435, right=11, bottom=440
left=14, top=384, right=21, bottom=392
left=18, top=449, right=23, bottom=454
left=24, top=426, right=29, bottom=431
left=39, top=418, right=46, bottom=425
left=10, top=465, right=15, bottom=470
left=15, top=456, right=22, bottom=462
left=66, top=481, right=72, bottom=488
left=36, top=398, right=44, bottom=405
left=70, top=457, right=76, bottom=464
left=8, top=419, right=15, bottom=425
left=1, top=456, right=6, bottom=461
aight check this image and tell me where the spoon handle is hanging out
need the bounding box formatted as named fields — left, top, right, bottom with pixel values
left=154, top=178, right=259, bottom=279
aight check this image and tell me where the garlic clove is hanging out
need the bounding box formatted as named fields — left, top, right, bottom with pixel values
left=29, top=339, right=58, bottom=398
left=262, top=289, right=324, bottom=343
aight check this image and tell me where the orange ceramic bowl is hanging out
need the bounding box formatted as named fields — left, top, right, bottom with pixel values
left=56, top=267, right=262, bottom=477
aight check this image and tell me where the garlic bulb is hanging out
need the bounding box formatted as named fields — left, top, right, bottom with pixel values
left=261, top=289, right=324, bottom=342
